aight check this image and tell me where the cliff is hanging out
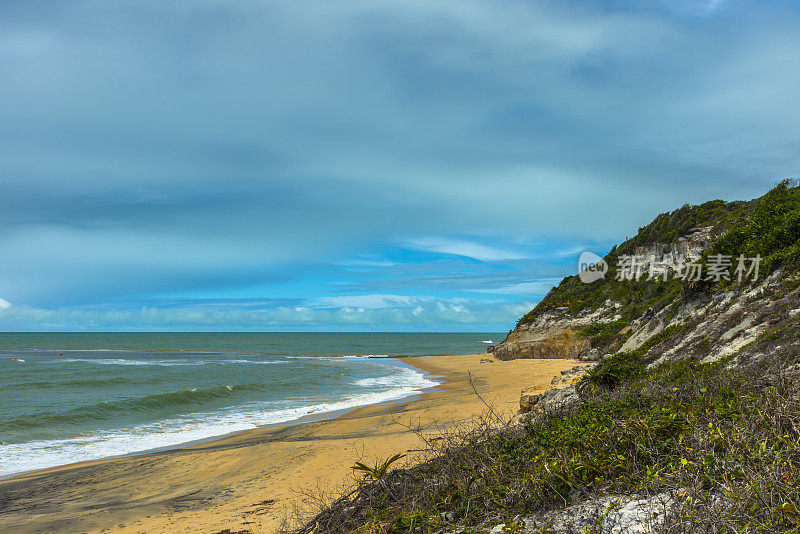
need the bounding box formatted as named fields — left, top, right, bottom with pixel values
left=490, top=181, right=800, bottom=368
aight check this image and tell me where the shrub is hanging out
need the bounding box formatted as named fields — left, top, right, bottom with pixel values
left=579, top=319, right=628, bottom=350
left=289, top=351, right=800, bottom=534
left=518, top=181, right=800, bottom=328
left=580, top=352, right=645, bottom=392
left=707, top=178, right=800, bottom=275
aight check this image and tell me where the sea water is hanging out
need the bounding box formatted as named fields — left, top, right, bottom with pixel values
left=0, top=332, right=501, bottom=476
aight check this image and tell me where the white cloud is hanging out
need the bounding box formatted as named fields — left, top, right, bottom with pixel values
left=0, top=298, right=536, bottom=330
left=0, top=297, right=11, bottom=310
left=315, top=294, right=419, bottom=309
left=472, top=279, right=562, bottom=295
left=405, top=237, right=529, bottom=261
left=553, top=246, right=591, bottom=259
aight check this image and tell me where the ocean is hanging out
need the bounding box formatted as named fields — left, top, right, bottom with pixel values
left=0, top=332, right=502, bottom=477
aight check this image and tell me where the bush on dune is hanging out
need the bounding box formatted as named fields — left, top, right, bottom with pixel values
left=289, top=348, right=800, bottom=533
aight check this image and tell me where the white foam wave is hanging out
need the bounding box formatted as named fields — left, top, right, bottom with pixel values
left=220, top=359, right=284, bottom=365
left=59, top=358, right=206, bottom=366
left=284, top=354, right=390, bottom=360
left=0, top=365, right=439, bottom=477
left=354, top=367, right=436, bottom=390
left=56, top=358, right=284, bottom=367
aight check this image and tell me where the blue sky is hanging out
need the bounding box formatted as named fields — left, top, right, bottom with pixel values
left=0, top=0, right=798, bottom=331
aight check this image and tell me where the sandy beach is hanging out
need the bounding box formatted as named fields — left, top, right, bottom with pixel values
left=0, top=354, right=584, bottom=534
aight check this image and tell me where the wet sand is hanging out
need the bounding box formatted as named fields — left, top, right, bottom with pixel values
left=0, top=354, right=584, bottom=533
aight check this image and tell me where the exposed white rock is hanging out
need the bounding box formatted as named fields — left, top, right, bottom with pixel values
left=483, top=492, right=678, bottom=533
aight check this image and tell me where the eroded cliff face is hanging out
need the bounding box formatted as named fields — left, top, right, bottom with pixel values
left=489, top=226, right=717, bottom=362
left=636, top=270, right=799, bottom=368
left=493, top=266, right=800, bottom=372
left=631, top=225, right=713, bottom=264
left=489, top=306, right=618, bottom=361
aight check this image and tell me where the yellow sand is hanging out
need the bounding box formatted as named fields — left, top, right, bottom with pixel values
left=0, top=354, right=584, bottom=534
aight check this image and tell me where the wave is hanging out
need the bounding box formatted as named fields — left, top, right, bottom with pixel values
left=283, top=354, right=390, bottom=360
left=354, top=367, right=435, bottom=390
left=1, top=348, right=225, bottom=353
left=5, top=354, right=396, bottom=365
left=1, top=384, right=266, bottom=431
left=6, top=376, right=145, bottom=389
left=219, top=359, right=284, bottom=365
left=59, top=358, right=209, bottom=366
left=0, top=359, right=440, bottom=477
left=0, top=378, right=438, bottom=476
left=53, top=357, right=285, bottom=367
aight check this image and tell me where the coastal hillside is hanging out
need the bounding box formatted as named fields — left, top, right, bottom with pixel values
left=295, top=181, right=800, bottom=534
left=490, top=179, right=800, bottom=369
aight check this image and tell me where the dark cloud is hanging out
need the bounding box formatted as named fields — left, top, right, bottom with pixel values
left=0, top=0, right=798, bottom=328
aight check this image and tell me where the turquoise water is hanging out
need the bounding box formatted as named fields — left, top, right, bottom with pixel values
left=0, top=333, right=501, bottom=476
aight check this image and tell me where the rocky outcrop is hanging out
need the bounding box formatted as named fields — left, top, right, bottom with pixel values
left=518, top=387, right=544, bottom=413
left=518, top=384, right=579, bottom=416
left=487, top=492, right=678, bottom=534
left=631, top=225, right=713, bottom=265
left=551, top=363, right=597, bottom=385
left=490, top=324, right=590, bottom=361
left=518, top=364, right=596, bottom=415
left=508, top=271, right=799, bottom=386
left=647, top=271, right=792, bottom=366
left=490, top=307, right=620, bottom=361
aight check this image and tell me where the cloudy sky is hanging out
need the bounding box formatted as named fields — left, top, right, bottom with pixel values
left=0, top=0, right=798, bottom=331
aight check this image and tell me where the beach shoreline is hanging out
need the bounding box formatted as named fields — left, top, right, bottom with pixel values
left=0, top=356, right=440, bottom=484
left=0, top=353, right=585, bottom=534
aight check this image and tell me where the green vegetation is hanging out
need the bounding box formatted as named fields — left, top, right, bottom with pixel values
left=289, top=182, right=800, bottom=534
left=295, top=352, right=800, bottom=534
left=707, top=179, right=800, bottom=276
left=579, top=319, right=628, bottom=351
left=580, top=352, right=645, bottom=392
left=519, top=180, right=800, bottom=345
left=520, top=194, right=742, bottom=325
left=519, top=274, right=682, bottom=325
left=579, top=324, right=685, bottom=393
left=630, top=323, right=686, bottom=356
left=614, top=199, right=744, bottom=256
left=352, top=454, right=407, bottom=481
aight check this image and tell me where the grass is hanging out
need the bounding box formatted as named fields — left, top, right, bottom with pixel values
left=291, top=351, right=800, bottom=533
left=352, top=454, right=407, bottom=481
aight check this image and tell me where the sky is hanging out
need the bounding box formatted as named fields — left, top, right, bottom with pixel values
left=0, top=0, right=798, bottom=331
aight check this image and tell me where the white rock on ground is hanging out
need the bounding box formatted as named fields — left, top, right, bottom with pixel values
left=486, top=492, right=677, bottom=534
